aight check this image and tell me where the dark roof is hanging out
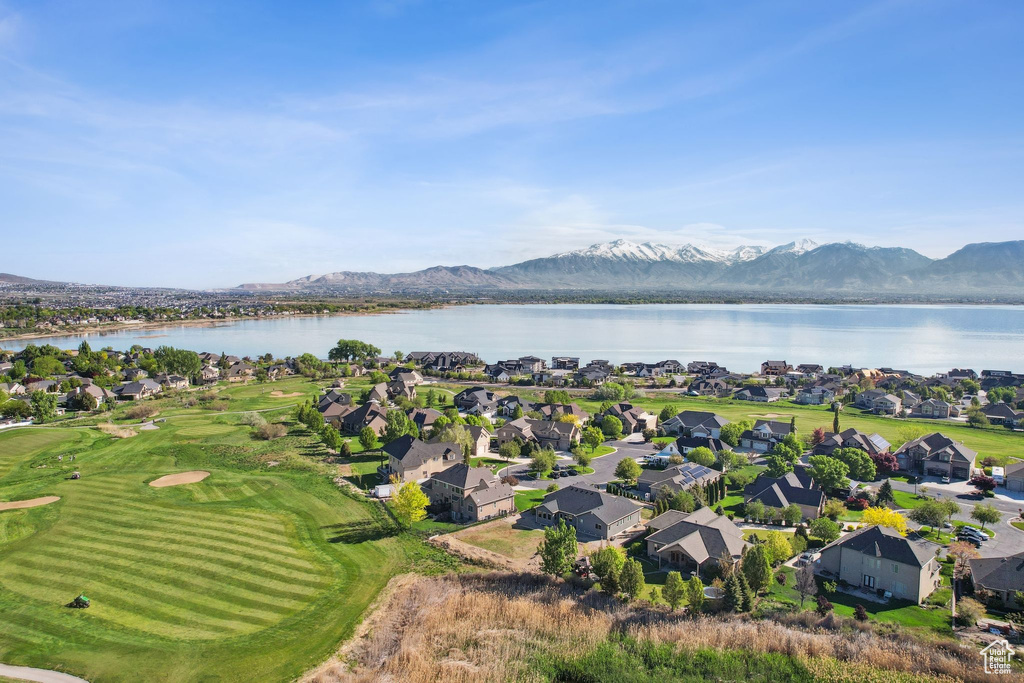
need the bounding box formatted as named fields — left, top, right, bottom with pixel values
left=969, top=552, right=1024, bottom=592
left=537, top=485, right=639, bottom=526
left=429, top=462, right=494, bottom=489
left=674, top=436, right=728, bottom=453
left=383, top=436, right=461, bottom=469
left=670, top=410, right=729, bottom=430
left=822, top=525, right=937, bottom=568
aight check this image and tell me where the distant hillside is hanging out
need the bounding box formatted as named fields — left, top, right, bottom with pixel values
left=235, top=238, right=1024, bottom=296
left=0, top=273, right=68, bottom=286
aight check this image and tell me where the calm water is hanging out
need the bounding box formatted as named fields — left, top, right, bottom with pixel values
left=5, top=304, right=1024, bottom=374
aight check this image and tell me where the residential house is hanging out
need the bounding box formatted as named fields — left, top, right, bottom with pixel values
left=495, top=418, right=580, bottom=451
left=551, top=356, right=580, bottom=370
left=893, top=433, right=977, bottom=480
left=67, top=383, right=115, bottom=404
left=423, top=463, right=516, bottom=523
left=124, top=368, right=148, bottom=381
left=669, top=435, right=730, bottom=456
left=114, top=379, right=162, bottom=401
left=340, top=402, right=389, bottom=436
left=739, top=419, right=793, bottom=452
left=812, top=428, right=890, bottom=457
left=365, top=382, right=389, bottom=404
left=388, top=369, right=423, bottom=385
left=386, top=380, right=417, bottom=402
left=576, top=365, right=610, bottom=385
left=661, top=410, right=729, bottom=438
left=603, top=402, right=657, bottom=433
left=969, top=552, right=1024, bottom=609
left=733, top=386, right=784, bottom=402
left=761, top=360, right=792, bottom=376
left=466, top=425, right=492, bottom=457
left=794, top=387, right=835, bottom=405
left=796, top=364, right=824, bottom=377
left=645, top=507, right=749, bottom=576
left=947, top=368, right=978, bottom=381
left=0, top=382, right=26, bottom=396
left=200, top=366, right=220, bottom=384
left=454, top=387, right=497, bottom=416
left=154, top=373, right=189, bottom=390
left=383, top=436, right=462, bottom=483
left=816, top=525, right=942, bottom=604
left=744, top=470, right=825, bottom=519
left=532, top=485, right=642, bottom=541
left=496, top=395, right=534, bottom=417
left=687, top=361, right=722, bottom=375
left=225, top=362, right=255, bottom=382
left=981, top=403, right=1022, bottom=426
left=637, top=462, right=721, bottom=498
left=916, top=398, right=953, bottom=419
left=688, top=378, right=730, bottom=397
left=872, top=393, right=903, bottom=415
left=407, top=407, right=443, bottom=434
left=536, top=403, right=589, bottom=423
left=1002, top=461, right=1024, bottom=492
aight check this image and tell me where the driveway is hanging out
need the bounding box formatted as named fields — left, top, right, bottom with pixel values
left=502, top=437, right=661, bottom=490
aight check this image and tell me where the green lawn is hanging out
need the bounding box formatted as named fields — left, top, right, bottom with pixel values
left=891, top=490, right=928, bottom=510
left=514, top=489, right=546, bottom=511
left=469, top=457, right=513, bottom=473
left=1013, top=521, right=1024, bottom=531
left=590, top=445, right=616, bottom=458
left=0, top=408, right=452, bottom=682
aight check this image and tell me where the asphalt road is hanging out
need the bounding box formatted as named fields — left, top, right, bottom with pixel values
left=503, top=435, right=660, bottom=492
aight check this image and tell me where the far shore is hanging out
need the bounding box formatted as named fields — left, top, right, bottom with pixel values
left=0, top=309, right=423, bottom=346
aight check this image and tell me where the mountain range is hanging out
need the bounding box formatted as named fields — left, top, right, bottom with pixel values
left=235, top=239, right=1024, bottom=295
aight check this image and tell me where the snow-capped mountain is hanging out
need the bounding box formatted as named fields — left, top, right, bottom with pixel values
left=235, top=237, right=1024, bottom=296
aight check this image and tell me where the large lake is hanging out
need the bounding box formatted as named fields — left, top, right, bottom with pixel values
left=5, top=304, right=1024, bottom=374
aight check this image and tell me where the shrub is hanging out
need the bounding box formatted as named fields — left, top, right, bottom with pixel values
left=240, top=412, right=267, bottom=428
left=955, top=597, right=985, bottom=626
left=815, top=594, right=833, bottom=616
left=775, top=571, right=787, bottom=586
left=204, top=401, right=229, bottom=411
left=854, top=604, right=868, bottom=621
left=125, top=404, right=157, bottom=420
left=546, top=482, right=559, bottom=493
left=255, top=423, right=287, bottom=440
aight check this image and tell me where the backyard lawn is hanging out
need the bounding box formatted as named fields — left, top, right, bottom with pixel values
left=514, top=489, right=546, bottom=511
left=454, top=523, right=544, bottom=561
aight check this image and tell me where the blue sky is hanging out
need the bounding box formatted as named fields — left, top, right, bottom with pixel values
left=1, top=0, right=1022, bottom=288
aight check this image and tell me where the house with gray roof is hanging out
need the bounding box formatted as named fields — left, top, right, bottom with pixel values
left=383, top=435, right=462, bottom=483
left=744, top=470, right=825, bottom=519
left=733, top=386, right=784, bottom=402
left=739, top=419, right=792, bottom=452
left=969, top=551, right=1024, bottom=609
left=812, top=428, right=890, bottom=457
left=423, top=463, right=515, bottom=523
left=893, top=432, right=977, bottom=480
left=816, top=525, right=941, bottom=604
left=661, top=410, right=729, bottom=438
left=638, top=462, right=721, bottom=498
left=533, top=485, right=642, bottom=541
left=645, top=507, right=749, bottom=576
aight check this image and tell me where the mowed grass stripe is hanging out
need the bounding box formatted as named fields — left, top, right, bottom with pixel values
left=68, top=505, right=308, bottom=560
left=1, top=570, right=245, bottom=640
left=51, top=526, right=326, bottom=587
left=68, top=515, right=318, bottom=573
left=0, top=603, right=147, bottom=650
left=70, top=493, right=295, bottom=537
left=7, top=552, right=297, bottom=625
left=26, top=538, right=318, bottom=604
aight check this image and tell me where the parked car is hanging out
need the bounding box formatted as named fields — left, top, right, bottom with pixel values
left=941, top=476, right=950, bottom=484
left=957, top=527, right=986, bottom=542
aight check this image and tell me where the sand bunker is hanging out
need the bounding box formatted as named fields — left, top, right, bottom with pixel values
left=0, top=496, right=60, bottom=511
left=269, top=391, right=304, bottom=398
left=149, top=471, right=210, bottom=488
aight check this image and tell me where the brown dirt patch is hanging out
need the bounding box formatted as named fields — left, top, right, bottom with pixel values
left=269, top=390, right=304, bottom=398
left=97, top=422, right=137, bottom=438
left=0, top=495, right=60, bottom=511
left=149, top=470, right=211, bottom=488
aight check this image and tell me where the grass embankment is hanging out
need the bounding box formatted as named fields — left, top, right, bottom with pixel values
left=0, top=384, right=454, bottom=682
left=325, top=572, right=982, bottom=683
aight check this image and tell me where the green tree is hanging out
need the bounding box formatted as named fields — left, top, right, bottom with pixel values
left=684, top=575, right=705, bottom=612
left=832, top=404, right=840, bottom=434
left=939, top=498, right=961, bottom=523
left=764, top=453, right=794, bottom=478
left=359, top=426, right=379, bottom=452
left=322, top=425, right=343, bottom=452
left=328, top=339, right=382, bottom=362
left=971, top=503, right=1000, bottom=530
left=574, top=448, right=592, bottom=469
left=614, top=457, right=642, bottom=484
left=538, top=519, right=577, bottom=577
left=153, top=346, right=201, bottom=379
left=30, top=391, right=57, bottom=423
left=590, top=545, right=626, bottom=582
left=381, top=410, right=411, bottom=443
left=669, top=489, right=695, bottom=513
left=723, top=574, right=742, bottom=612
left=531, top=448, right=557, bottom=475
left=908, top=499, right=946, bottom=535
left=619, top=558, right=645, bottom=600
left=658, top=404, right=676, bottom=422
left=833, top=448, right=876, bottom=481
left=807, top=455, right=850, bottom=491
left=782, top=504, right=803, bottom=526
left=876, top=479, right=895, bottom=506
left=31, top=356, right=65, bottom=377
left=601, top=415, right=623, bottom=440
left=392, top=481, right=428, bottom=527
left=741, top=544, right=772, bottom=595
left=582, top=426, right=604, bottom=452
left=499, top=440, right=521, bottom=465
left=762, top=531, right=795, bottom=566
left=685, top=446, right=715, bottom=467
left=663, top=571, right=686, bottom=610
left=809, top=517, right=840, bottom=543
